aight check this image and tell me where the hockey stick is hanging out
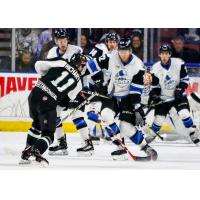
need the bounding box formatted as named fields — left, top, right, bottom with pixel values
left=144, top=97, right=175, bottom=116
left=81, top=90, right=111, bottom=99
left=57, top=92, right=97, bottom=127
left=99, top=124, right=151, bottom=161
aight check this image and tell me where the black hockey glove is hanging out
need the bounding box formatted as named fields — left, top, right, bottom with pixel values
left=94, top=80, right=107, bottom=95
left=174, top=87, right=185, bottom=101
left=148, top=88, right=161, bottom=106
left=134, top=106, right=145, bottom=127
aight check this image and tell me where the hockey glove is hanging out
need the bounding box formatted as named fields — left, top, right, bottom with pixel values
left=174, top=87, right=185, bottom=101
left=94, top=80, right=107, bottom=95
left=148, top=88, right=161, bottom=106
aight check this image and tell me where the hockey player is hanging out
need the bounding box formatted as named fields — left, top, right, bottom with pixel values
left=147, top=44, right=200, bottom=144
left=49, top=53, right=95, bottom=156
left=19, top=58, right=82, bottom=166
left=86, top=38, right=158, bottom=160
left=89, top=32, right=119, bottom=58
left=47, top=28, right=83, bottom=154
left=86, top=32, right=119, bottom=142
left=47, top=28, right=82, bottom=59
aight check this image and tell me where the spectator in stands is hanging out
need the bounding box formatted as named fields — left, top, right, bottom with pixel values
left=131, top=29, right=143, bottom=60
left=171, top=35, right=200, bottom=63
left=15, top=49, right=35, bottom=72
left=36, top=29, right=53, bottom=58
left=15, top=29, right=39, bottom=58
left=81, top=33, right=93, bottom=55
left=39, top=40, right=55, bottom=60
left=0, top=56, right=11, bottom=71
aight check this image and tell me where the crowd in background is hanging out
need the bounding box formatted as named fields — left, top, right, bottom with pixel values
left=0, top=28, right=200, bottom=72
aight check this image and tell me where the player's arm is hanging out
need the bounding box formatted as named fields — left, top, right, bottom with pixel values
left=68, top=79, right=83, bottom=100
left=88, top=55, right=109, bottom=94
left=175, top=63, right=189, bottom=100
left=129, top=69, right=146, bottom=126
left=86, top=54, right=109, bottom=82
left=148, top=72, right=161, bottom=103
left=179, top=63, right=189, bottom=90
left=89, top=46, right=103, bottom=58
left=129, top=69, right=145, bottom=107
left=35, top=59, right=67, bottom=76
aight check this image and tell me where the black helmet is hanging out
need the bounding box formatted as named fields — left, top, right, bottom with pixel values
left=53, top=28, right=69, bottom=39
left=159, top=44, right=171, bottom=54
left=68, top=53, right=83, bottom=69
left=118, top=38, right=131, bottom=50
left=105, top=32, right=119, bottom=43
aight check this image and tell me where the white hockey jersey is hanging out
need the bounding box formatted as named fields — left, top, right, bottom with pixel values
left=47, top=44, right=82, bottom=61
left=151, top=58, right=189, bottom=100
left=107, top=51, right=145, bottom=98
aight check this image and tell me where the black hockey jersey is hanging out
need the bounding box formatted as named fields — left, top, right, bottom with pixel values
left=35, top=60, right=82, bottom=103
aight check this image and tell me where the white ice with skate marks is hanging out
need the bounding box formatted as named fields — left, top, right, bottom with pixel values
left=1, top=132, right=200, bottom=169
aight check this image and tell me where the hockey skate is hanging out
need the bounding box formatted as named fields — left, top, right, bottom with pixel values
left=31, top=149, right=49, bottom=167
left=103, top=136, right=112, bottom=144
left=49, top=136, right=68, bottom=156
left=77, top=139, right=94, bottom=156
left=141, top=144, right=158, bottom=161
left=90, top=135, right=100, bottom=145
left=19, top=146, right=32, bottom=165
left=145, top=127, right=163, bottom=144
left=111, top=139, right=128, bottom=161
left=189, top=127, right=200, bottom=145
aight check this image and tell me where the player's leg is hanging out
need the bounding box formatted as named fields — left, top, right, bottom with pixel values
left=31, top=108, right=57, bottom=158
left=118, top=97, right=157, bottom=160
left=176, top=96, right=200, bottom=144
left=145, top=102, right=171, bottom=143
left=49, top=105, right=68, bottom=155
left=72, top=109, right=94, bottom=155
left=19, top=89, right=42, bottom=164
left=119, top=121, right=157, bottom=160
left=20, top=89, right=57, bottom=165
left=100, top=98, right=127, bottom=156
left=86, top=101, right=102, bottom=144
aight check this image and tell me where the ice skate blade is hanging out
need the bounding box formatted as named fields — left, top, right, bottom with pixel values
left=18, top=159, right=31, bottom=165
left=112, top=154, right=128, bottom=161
left=48, top=149, right=68, bottom=156
left=31, top=160, right=49, bottom=168
left=92, top=141, right=100, bottom=145
left=145, top=135, right=156, bottom=144
left=77, top=150, right=94, bottom=157
left=102, top=139, right=112, bottom=145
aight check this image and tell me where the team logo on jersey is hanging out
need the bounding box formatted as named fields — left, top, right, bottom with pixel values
left=114, top=69, right=130, bottom=88
left=164, top=75, right=177, bottom=90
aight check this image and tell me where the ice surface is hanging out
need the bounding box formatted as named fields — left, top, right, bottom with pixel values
left=0, top=132, right=200, bottom=170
